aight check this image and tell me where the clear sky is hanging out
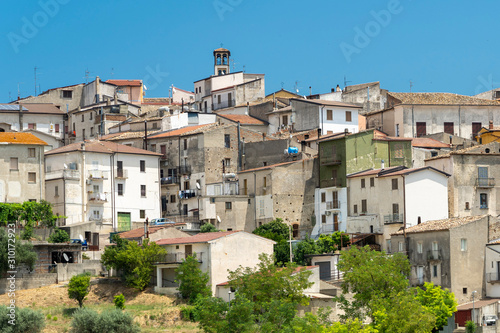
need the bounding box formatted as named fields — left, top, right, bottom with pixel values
left=1, top=0, right=499, bottom=101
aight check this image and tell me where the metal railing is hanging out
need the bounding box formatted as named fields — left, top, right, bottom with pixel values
left=88, top=192, right=109, bottom=202
left=384, top=213, right=404, bottom=224
left=476, top=178, right=495, bottom=188
left=487, top=272, right=500, bottom=283
left=155, top=252, right=204, bottom=264
left=115, top=169, right=128, bottom=179
left=326, top=201, right=341, bottom=210
left=320, top=178, right=343, bottom=188
left=321, top=155, right=342, bottom=165
left=46, top=169, right=80, bottom=180
left=212, top=99, right=235, bottom=111
left=178, top=165, right=192, bottom=175
left=88, top=170, right=109, bottom=179
left=427, top=249, right=442, bottom=261
left=161, top=177, right=179, bottom=185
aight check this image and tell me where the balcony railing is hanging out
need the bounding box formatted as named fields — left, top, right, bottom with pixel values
left=487, top=272, right=500, bottom=283
left=427, top=249, right=442, bottom=261
left=178, top=165, right=192, bottom=175
left=155, top=252, right=204, bottom=264
left=115, top=169, right=128, bottom=179
left=384, top=213, right=404, bottom=224
left=161, top=177, right=179, bottom=185
left=88, top=192, right=109, bottom=202
left=212, top=99, right=235, bottom=111
left=321, top=155, right=342, bottom=166
left=46, top=169, right=80, bottom=181
left=476, top=178, right=495, bottom=188
left=320, top=178, right=343, bottom=188
left=88, top=170, right=109, bottom=180
left=326, top=201, right=341, bottom=210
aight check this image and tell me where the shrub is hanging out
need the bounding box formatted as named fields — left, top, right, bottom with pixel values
left=70, top=308, right=139, bottom=333
left=175, top=255, right=211, bottom=303
left=0, top=305, right=45, bottom=333
left=48, top=228, right=70, bottom=243
left=82, top=253, right=90, bottom=260
left=200, top=223, right=218, bottom=233
left=465, top=320, right=476, bottom=333
left=179, top=305, right=197, bottom=322
left=68, top=273, right=91, bottom=308
left=114, top=293, right=126, bottom=310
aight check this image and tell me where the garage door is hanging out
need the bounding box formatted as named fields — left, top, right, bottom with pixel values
left=117, top=212, right=131, bottom=232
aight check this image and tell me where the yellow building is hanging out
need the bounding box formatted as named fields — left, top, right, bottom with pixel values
left=477, top=122, right=500, bottom=144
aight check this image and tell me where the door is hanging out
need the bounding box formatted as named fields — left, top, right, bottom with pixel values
left=117, top=161, right=123, bottom=178
left=317, top=261, right=331, bottom=280
left=185, top=245, right=193, bottom=259
left=117, top=212, right=131, bottom=232
left=333, top=214, right=339, bottom=231
left=417, top=266, right=424, bottom=285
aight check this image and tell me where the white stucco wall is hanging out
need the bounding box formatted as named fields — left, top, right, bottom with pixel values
left=320, top=106, right=359, bottom=134
left=313, top=187, right=347, bottom=238
left=404, top=169, right=449, bottom=228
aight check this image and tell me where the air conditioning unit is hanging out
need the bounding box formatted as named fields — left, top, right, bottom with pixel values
left=325, top=211, right=332, bottom=216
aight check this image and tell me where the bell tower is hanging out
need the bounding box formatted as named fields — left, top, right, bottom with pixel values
left=214, top=47, right=230, bottom=76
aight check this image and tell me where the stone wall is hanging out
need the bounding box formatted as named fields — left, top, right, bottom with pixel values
left=0, top=273, right=57, bottom=294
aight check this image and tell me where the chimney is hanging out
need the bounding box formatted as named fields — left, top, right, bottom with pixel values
left=381, top=159, right=385, bottom=170
left=336, top=84, right=341, bottom=92
left=490, top=120, right=494, bottom=130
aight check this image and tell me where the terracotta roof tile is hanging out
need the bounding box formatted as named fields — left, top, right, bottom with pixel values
left=392, top=215, right=488, bottom=235
left=5, top=103, right=65, bottom=115
left=347, top=166, right=402, bottom=178
left=45, top=140, right=162, bottom=156
left=148, top=124, right=216, bottom=139
left=118, top=224, right=184, bottom=239
left=156, top=231, right=241, bottom=245
left=101, top=130, right=161, bottom=141
left=0, top=132, right=48, bottom=145
left=291, top=98, right=362, bottom=108
left=218, top=114, right=266, bottom=125
left=412, top=137, right=451, bottom=148
left=388, top=92, right=500, bottom=106
left=106, top=80, right=142, bottom=87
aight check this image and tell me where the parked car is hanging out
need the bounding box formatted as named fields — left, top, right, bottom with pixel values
left=483, top=315, right=498, bottom=326
left=150, top=218, right=175, bottom=226
left=71, top=238, right=88, bottom=250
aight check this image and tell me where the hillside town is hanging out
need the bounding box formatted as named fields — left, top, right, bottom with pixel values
left=3, top=47, right=500, bottom=332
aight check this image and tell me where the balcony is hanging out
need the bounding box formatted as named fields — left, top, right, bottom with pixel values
left=161, top=177, right=179, bottom=185
left=88, top=192, right=109, bottom=203
left=155, top=252, right=204, bottom=264
left=321, top=155, right=342, bottom=166
left=476, top=178, right=495, bottom=188
left=178, top=165, right=192, bottom=175
left=427, top=249, right=442, bottom=261
left=88, top=170, right=109, bottom=180
left=212, top=99, right=235, bottom=111
left=326, top=201, right=341, bottom=210
left=384, top=213, right=404, bottom=224
left=46, top=169, right=80, bottom=181
left=179, top=189, right=197, bottom=199
left=115, top=169, right=128, bottom=179
left=320, top=178, right=343, bottom=188
left=487, top=272, right=500, bottom=283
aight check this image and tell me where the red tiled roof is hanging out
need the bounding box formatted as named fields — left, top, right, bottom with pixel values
left=378, top=166, right=450, bottom=177
left=45, top=140, right=162, bottom=156
left=347, top=167, right=402, bottom=178
left=291, top=98, right=362, bottom=108
left=148, top=124, right=215, bottom=139
left=218, top=114, right=265, bottom=125
left=6, top=103, right=65, bottom=115
left=156, top=231, right=241, bottom=246
left=392, top=215, right=488, bottom=235
left=456, top=299, right=500, bottom=310
left=106, top=80, right=142, bottom=87
left=118, top=224, right=185, bottom=239
left=0, top=132, right=48, bottom=145
left=412, top=137, right=450, bottom=148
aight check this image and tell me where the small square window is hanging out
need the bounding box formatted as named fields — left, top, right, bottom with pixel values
left=225, top=202, right=232, bottom=210
left=140, top=210, right=146, bottom=219
left=28, top=148, right=36, bottom=158
left=461, top=238, right=467, bottom=251
left=170, top=195, right=176, bottom=203
left=463, top=288, right=467, bottom=294
left=62, top=90, right=73, bottom=98
left=28, top=172, right=36, bottom=183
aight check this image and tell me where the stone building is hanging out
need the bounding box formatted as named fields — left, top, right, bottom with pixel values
left=0, top=132, right=48, bottom=203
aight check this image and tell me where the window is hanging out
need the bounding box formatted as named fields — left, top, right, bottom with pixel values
left=184, top=181, right=190, bottom=190
left=433, top=265, right=438, bottom=278
left=92, top=210, right=100, bottom=220
left=89, top=112, right=93, bottom=120
left=432, top=241, right=438, bottom=251
left=224, top=158, right=231, bottom=167
left=394, top=143, right=404, bottom=159
left=118, top=184, right=123, bottom=196
left=480, top=193, right=488, bottom=209
left=398, top=241, right=404, bottom=252
left=62, top=90, right=73, bottom=98
left=392, top=178, right=398, bottom=190
left=326, top=109, right=333, bottom=120
left=345, top=111, right=352, bottom=122
left=263, top=177, right=267, bottom=187
left=292, top=224, right=299, bottom=238
left=93, top=185, right=99, bottom=193
left=90, top=127, right=94, bottom=136
left=282, top=115, right=288, bottom=126
left=140, top=160, right=145, bottom=172
left=465, top=202, right=470, bottom=210
left=416, top=122, right=426, bottom=137
left=463, top=288, right=467, bottom=295
left=321, top=192, right=326, bottom=202
left=361, top=179, right=366, bottom=188
left=160, top=145, right=166, bottom=157
left=322, top=215, right=326, bottom=223
left=225, top=202, right=232, bottom=210
left=396, top=124, right=400, bottom=137
left=55, top=123, right=60, bottom=133
left=243, top=179, right=248, bottom=195
left=472, top=122, right=482, bottom=138
left=361, top=199, right=367, bottom=213
left=140, top=210, right=145, bottom=219
left=353, top=204, right=358, bottom=214
left=28, top=123, right=36, bottom=130
left=393, top=203, right=399, bottom=215
left=218, top=95, right=221, bottom=104
left=170, top=194, right=176, bottom=203
left=370, top=177, right=375, bottom=187
left=224, top=134, right=231, bottom=148
left=55, top=186, right=59, bottom=197
left=28, top=148, right=35, bottom=158
left=28, top=172, right=36, bottom=183
left=141, top=185, right=146, bottom=197
left=386, top=240, right=392, bottom=253
left=82, top=129, right=85, bottom=139
left=444, top=122, right=454, bottom=135
left=461, top=238, right=467, bottom=251
left=81, top=114, right=84, bottom=122
left=417, top=242, right=423, bottom=254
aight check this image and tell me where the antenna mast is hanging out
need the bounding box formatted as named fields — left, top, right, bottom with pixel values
left=409, top=80, right=413, bottom=93
left=344, top=75, right=352, bottom=87
left=34, top=66, right=37, bottom=96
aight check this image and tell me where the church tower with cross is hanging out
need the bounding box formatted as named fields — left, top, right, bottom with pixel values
left=213, top=47, right=230, bottom=76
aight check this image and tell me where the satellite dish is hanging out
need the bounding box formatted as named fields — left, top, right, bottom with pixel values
left=217, top=216, right=221, bottom=223
left=63, top=253, right=69, bottom=262
left=64, top=163, right=68, bottom=169
left=79, top=234, right=84, bottom=242
left=196, top=183, right=201, bottom=190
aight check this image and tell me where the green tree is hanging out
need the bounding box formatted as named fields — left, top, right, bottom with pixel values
left=48, top=228, right=70, bottom=243
left=317, top=232, right=350, bottom=253
left=0, top=305, right=45, bottom=333
left=175, top=254, right=211, bottom=303
left=253, top=218, right=289, bottom=242
left=415, top=282, right=457, bottom=331
left=101, top=236, right=167, bottom=291
left=0, top=228, right=37, bottom=275
left=68, top=273, right=91, bottom=308
left=113, top=293, right=126, bottom=310
left=465, top=320, right=476, bottom=333
left=200, top=223, right=219, bottom=233
left=292, top=236, right=319, bottom=266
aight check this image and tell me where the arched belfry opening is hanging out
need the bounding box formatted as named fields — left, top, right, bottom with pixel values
left=213, top=48, right=230, bottom=76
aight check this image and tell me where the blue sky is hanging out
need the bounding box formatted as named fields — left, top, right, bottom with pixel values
left=1, top=0, right=499, bottom=101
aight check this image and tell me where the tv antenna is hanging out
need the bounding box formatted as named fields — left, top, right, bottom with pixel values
left=110, top=67, right=115, bottom=77
left=17, top=82, right=24, bottom=99
left=294, top=81, right=300, bottom=94
left=230, top=59, right=237, bottom=72
left=34, top=66, right=39, bottom=96
left=409, top=80, right=414, bottom=93
left=344, top=75, right=352, bottom=87
left=84, top=68, right=92, bottom=84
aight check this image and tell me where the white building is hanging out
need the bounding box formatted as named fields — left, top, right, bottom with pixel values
left=44, top=140, right=161, bottom=231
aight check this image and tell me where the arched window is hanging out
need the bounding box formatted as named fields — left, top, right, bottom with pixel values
left=216, top=54, right=221, bottom=65
left=223, top=54, right=228, bottom=65
left=0, top=128, right=5, bottom=132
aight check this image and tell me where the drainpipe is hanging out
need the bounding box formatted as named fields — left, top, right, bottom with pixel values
left=411, top=105, right=415, bottom=137
left=320, top=106, right=325, bottom=136
left=402, top=174, right=406, bottom=240
left=178, top=136, right=182, bottom=215
left=110, top=153, right=116, bottom=231
left=237, top=122, right=242, bottom=171
left=81, top=142, right=86, bottom=223
left=254, top=172, right=257, bottom=228
left=458, top=105, right=461, bottom=138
